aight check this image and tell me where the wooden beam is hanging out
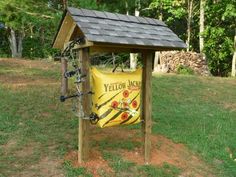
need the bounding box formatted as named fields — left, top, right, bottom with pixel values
left=90, top=46, right=140, bottom=54
left=64, top=22, right=77, bottom=44
left=53, top=13, right=75, bottom=49
left=78, top=48, right=91, bottom=163
left=61, top=57, right=68, bottom=95
left=141, top=51, right=153, bottom=164
left=90, top=42, right=181, bottom=53
left=73, top=40, right=94, bottom=49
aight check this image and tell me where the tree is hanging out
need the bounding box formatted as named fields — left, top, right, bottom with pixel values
left=130, top=0, right=140, bottom=69
left=186, top=0, right=193, bottom=52
left=232, top=30, right=236, bottom=77
left=204, top=0, right=235, bottom=76
left=199, top=0, right=204, bottom=53
left=0, top=0, right=60, bottom=58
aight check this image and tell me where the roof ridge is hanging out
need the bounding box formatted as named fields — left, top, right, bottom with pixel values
left=53, top=7, right=186, bottom=49
left=67, top=7, right=167, bottom=27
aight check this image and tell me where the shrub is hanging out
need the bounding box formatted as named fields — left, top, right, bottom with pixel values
left=177, top=65, right=194, bottom=75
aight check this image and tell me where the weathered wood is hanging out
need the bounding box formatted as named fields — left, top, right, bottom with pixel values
left=64, top=22, right=77, bottom=44
left=78, top=48, right=91, bottom=163
left=61, top=57, right=68, bottom=95
left=53, top=13, right=74, bottom=49
left=73, top=40, right=94, bottom=49
left=141, top=51, right=153, bottom=164
left=90, top=43, right=179, bottom=53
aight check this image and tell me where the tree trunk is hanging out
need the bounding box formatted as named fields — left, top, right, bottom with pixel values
left=17, top=34, right=23, bottom=58
left=63, top=0, right=67, bottom=10
left=9, top=29, right=17, bottom=58
left=232, top=31, right=236, bottom=77
left=153, top=4, right=163, bottom=72
left=199, top=0, right=205, bottom=53
left=153, top=51, right=160, bottom=72
left=8, top=28, right=23, bottom=58
left=159, top=0, right=163, bottom=21
left=125, top=0, right=129, bottom=15
left=186, top=0, right=193, bottom=52
left=130, top=0, right=140, bottom=69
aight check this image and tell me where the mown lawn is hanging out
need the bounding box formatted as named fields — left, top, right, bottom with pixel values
left=152, top=73, right=236, bottom=177
left=0, top=59, right=235, bottom=177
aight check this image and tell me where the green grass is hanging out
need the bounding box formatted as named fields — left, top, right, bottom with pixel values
left=63, top=161, right=92, bottom=177
left=0, top=59, right=235, bottom=176
left=96, top=138, right=142, bottom=151
left=152, top=74, right=236, bottom=177
left=102, top=151, right=181, bottom=177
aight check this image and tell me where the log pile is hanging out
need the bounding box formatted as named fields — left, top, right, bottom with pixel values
left=158, top=51, right=210, bottom=76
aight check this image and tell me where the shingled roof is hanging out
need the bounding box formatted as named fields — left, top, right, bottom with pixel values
left=53, top=7, right=186, bottom=51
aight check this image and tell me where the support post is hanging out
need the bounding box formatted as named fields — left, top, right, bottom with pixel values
left=78, top=48, right=91, bottom=163
left=141, top=51, right=153, bottom=164
left=61, top=57, right=68, bottom=95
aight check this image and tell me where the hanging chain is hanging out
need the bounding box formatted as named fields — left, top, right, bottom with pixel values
left=60, top=37, right=99, bottom=124
left=61, top=37, right=85, bottom=58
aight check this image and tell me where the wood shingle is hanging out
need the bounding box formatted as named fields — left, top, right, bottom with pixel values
left=53, top=7, right=186, bottom=51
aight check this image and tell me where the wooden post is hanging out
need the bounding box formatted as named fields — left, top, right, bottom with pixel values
left=61, top=57, right=68, bottom=95
left=78, top=48, right=91, bottom=163
left=141, top=51, right=153, bottom=164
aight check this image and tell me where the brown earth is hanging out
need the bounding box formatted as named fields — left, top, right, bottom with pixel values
left=65, top=127, right=215, bottom=177
left=0, top=58, right=59, bottom=70
left=0, top=58, right=59, bottom=89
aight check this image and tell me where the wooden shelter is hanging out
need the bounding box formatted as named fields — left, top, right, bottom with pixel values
left=53, top=7, right=186, bottom=164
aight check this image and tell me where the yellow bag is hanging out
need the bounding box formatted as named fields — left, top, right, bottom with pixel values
left=91, top=67, right=142, bottom=128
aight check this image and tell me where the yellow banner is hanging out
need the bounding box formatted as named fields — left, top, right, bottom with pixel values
left=91, top=67, right=142, bottom=128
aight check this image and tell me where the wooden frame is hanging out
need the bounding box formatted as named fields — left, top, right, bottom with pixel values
left=56, top=11, right=159, bottom=165
left=56, top=7, right=185, bottom=165
left=60, top=46, right=154, bottom=164
left=78, top=48, right=91, bottom=162
left=142, top=51, right=153, bottom=164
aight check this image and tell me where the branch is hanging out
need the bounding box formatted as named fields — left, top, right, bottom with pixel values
left=15, top=6, right=54, bottom=19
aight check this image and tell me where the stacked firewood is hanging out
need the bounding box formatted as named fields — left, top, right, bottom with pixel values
left=159, top=51, right=210, bottom=76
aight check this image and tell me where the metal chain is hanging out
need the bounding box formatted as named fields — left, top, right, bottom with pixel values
left=60, top=37, right=99, bottom=124
left=61, top=37, right=85, bottom=58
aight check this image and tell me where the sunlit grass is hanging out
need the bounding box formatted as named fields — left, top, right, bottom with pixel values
left=0, top=59, right=235, bottom=176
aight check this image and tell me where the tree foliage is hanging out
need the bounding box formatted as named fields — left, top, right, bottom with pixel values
left=204, top=1, right=235, bottom=76
left=0, top=0, right=235, bottom=76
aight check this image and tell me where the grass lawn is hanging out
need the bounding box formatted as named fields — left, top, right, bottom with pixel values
left=152, top=73, right=236, bottom=177
left=0, top=58, right=235, bottom=177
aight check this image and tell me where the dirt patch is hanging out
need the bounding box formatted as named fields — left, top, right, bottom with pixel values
left=223, top=102, right=236, bottom=112
left=90, top=126, right=139, bottom=142
left=122, top=134, right=215, bottom=177
left=0, top=58, right=60, bottom=89
left=0, top=58, right=59, bottom=71
left=1, top=138, right=18, bottom=152
left=64, top=127, right=215, bottom=177
left=65, top=150, right=113, bottom=177
left=89, top=127, right=215, bottom=177
left=14, top=142, right=40, bottom=158
left=17, top=157, right=64, bottom=177
left=0, top=74, right=59, bottom=89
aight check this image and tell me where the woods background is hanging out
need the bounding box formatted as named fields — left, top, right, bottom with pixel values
left=0, top=0, right=235, bottom=76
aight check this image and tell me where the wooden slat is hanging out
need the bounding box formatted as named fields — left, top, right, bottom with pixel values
left=90, top=46, right=140, bottom=54
left=73, top=40, right=94, bottom=49
left=64, top=22, right=77, bottom=44
left=90, top=42, right=180, bottom=53
left=141, top=51, right=153, bottom=164
left=78, top=48, right=91, bottom=163
left=53, top=13, right=75, bottom=49
left=61, top=57, right=68, bottom=95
